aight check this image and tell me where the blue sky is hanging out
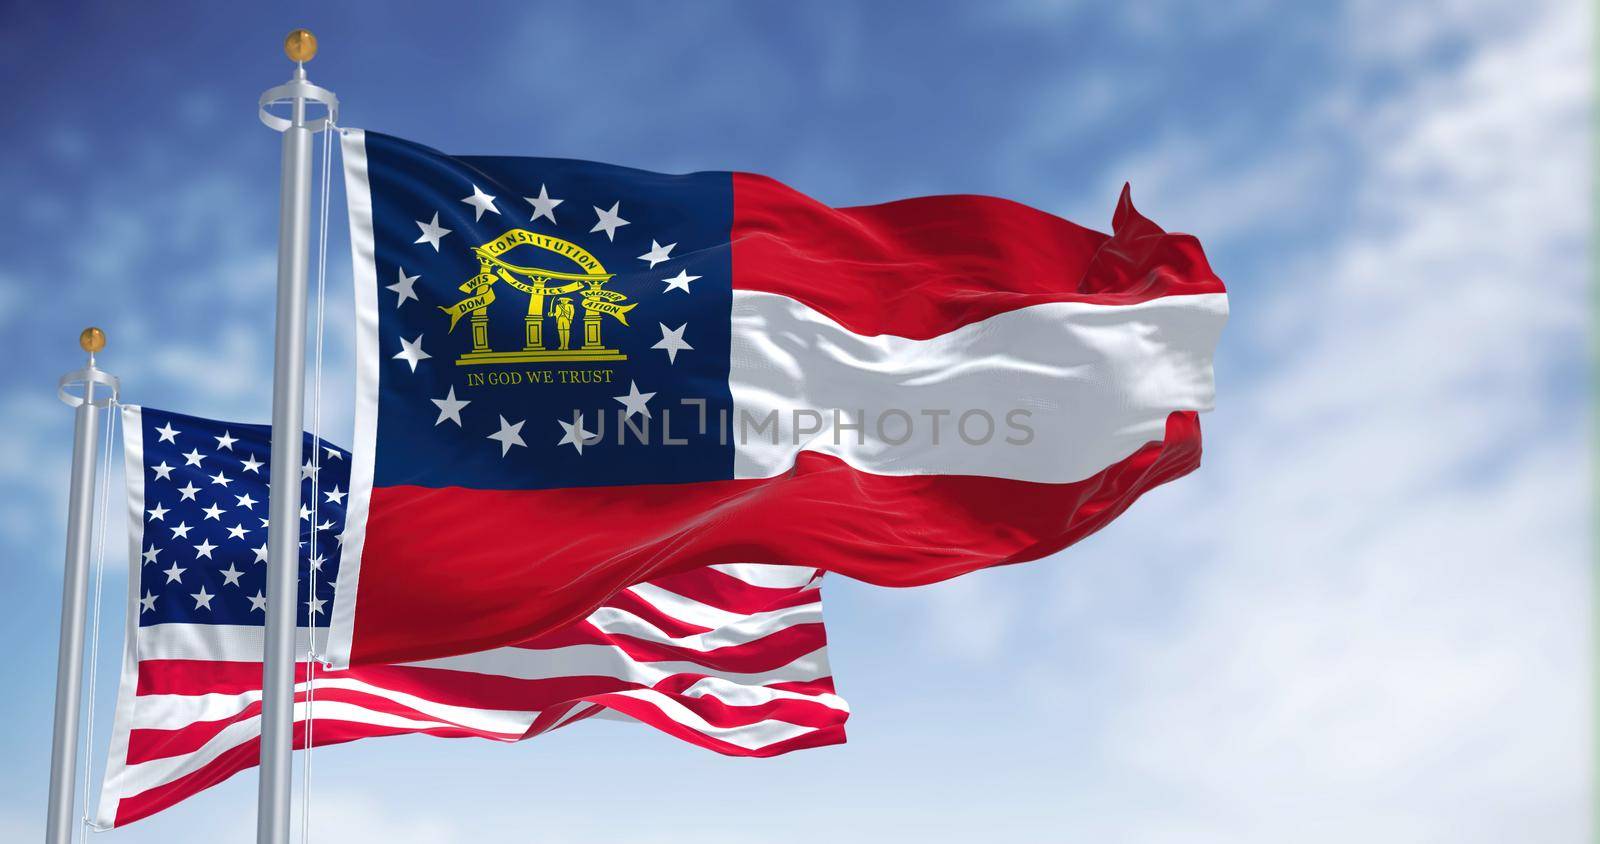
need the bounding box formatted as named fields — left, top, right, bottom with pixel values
left=0, top=1, right=1589, bottom=841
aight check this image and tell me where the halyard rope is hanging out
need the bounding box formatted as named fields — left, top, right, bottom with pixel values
left=80, top=399, right=117, bottom=837
left=300, top=112, right=336, bottom=844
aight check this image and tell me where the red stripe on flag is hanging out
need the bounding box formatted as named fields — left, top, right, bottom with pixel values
left=349, top=411, right=1202, bottom=665
left=732, top=177, right=1225, bottom=339
left=769, top=677, right=837, bottom=696
left=641, top=684, right=847, bottom=730
left=135, top=660, right=694, bottom=716
left=586, top=691, right=847, bottom=758
left=582, top=587, right=716, bottom=636
left=137, top=660, right=313, bottom=697
left=527, top=621, right=829, bottom=673
left=629, top=566, right=822, bottom=616
left=124, top=685, right=524, bottom=765
left=113, top=720, right=489, bottom=828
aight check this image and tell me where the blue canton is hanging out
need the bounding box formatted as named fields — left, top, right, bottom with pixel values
left=362, top=131, right=735, bottom=491
left=135, top=407, right=347, bottom=628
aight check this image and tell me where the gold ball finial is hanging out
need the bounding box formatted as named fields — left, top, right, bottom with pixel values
left=79, top=327, right=106, bottom=355
left=285, top=29, right=317, bottom=63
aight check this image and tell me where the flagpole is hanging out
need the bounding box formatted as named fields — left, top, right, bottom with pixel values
left=45, top=328, right=117, bottom=844
left=256, top=29, right=336, bottom=844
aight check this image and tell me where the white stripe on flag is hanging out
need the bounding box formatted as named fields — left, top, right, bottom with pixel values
left=727, top=289, right=1228, bottom=482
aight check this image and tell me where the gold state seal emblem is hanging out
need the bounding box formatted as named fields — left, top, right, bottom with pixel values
left=440, top=228, right=637, bottom=366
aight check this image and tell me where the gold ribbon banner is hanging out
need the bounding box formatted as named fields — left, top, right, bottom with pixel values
left=492, top=268, right=585, bottom=298
left=474, top=229, right=611, bottom=278
left=440, top=287, right=495, bottom=331
left=457, top=272, right=498, bottom=293
left=582, top=297, right=637, bottom=325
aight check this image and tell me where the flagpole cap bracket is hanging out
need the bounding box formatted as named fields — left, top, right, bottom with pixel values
left=59, top=328, right=118, bottom=408
left=260, top=32, right=337, bottom=134
left=259, top=77, right=338, bottom=133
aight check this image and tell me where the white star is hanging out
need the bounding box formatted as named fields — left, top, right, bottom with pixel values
left=487, top=415, right=526, bottom=457
left=662, top=269, right=700, bottom=294
left=591, top=201, right=630, bottom=241
left=151, top=461, right=174, bottom=481
left=259, top=517, right=271, bottom=528
left=182, top=448, right=205, bottom=467
left=309, top=553, right=327, bottom=572
left=306, top=594, right=327, bottom=617
left=147, top=503, right=169, bottom=522
left=170, top=521, right=193, bottom=539
left=299, top=503, right=312, bottom=522
left=394, top=334, right=431, bottom=372
left=253, top=543, right=269, bottom=564
left=324, top=447, right=343, bottom=461
left=387, top=267, right=420, bottom=308
left=652, top=322, right=693, bottom=364
left=461, top=184, right=499, bottom=221
left=163, top=562, right=186, bottom=584
left=301, top=460, right=320, bottom=481
left=139, top=591, right=158, bottom=614
left=235, top=493, right=258, bottom=510
left=432, top=386, right=471, bottom=426
left=194, top=539, right=217, bottom=559
left=209, top=470, right=232, bottom=487
left=141, top=545, right=160, bottom=565
left=177, top=482, right=200, bottom=501
left=191, top=586, right=215, bottom=610
left=155, top=422, right=180, bottom=444
left=227, top=523, right=248, bottom=540
left=316, top=518, right=335, bottom=532
left=414, top=212, right=451, bottom=250
left=241, top=454, right=263, bottom=474
left=638, top=240, right=676, bottom=269
left=220, top=564, right=245, bottom=587
left=201, top=503, right=224, bottom=521
left=557, top=413, right=599, bottom=455
left=613, top=381, right=656, bottom=419
left=324, top=486, right=347, bottom=505
left=526, top=184, right=564, bottom=224
left=249, top=591, right=267, bottom=612
left=214, top=430, right=238, bottom=451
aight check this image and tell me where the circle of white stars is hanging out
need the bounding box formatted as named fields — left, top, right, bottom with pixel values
left=405, top=178, right=714, bottom=461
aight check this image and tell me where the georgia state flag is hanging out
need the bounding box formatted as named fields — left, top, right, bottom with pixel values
left=325, top=129, right=1228, bottom=668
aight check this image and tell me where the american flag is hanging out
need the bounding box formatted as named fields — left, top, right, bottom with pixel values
left=95, top=406, right=849, bottom=829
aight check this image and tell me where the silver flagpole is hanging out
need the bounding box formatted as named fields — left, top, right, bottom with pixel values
left=45, top=327, right=118, bottom=844
left=256, top=29, right=336, bottom=844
